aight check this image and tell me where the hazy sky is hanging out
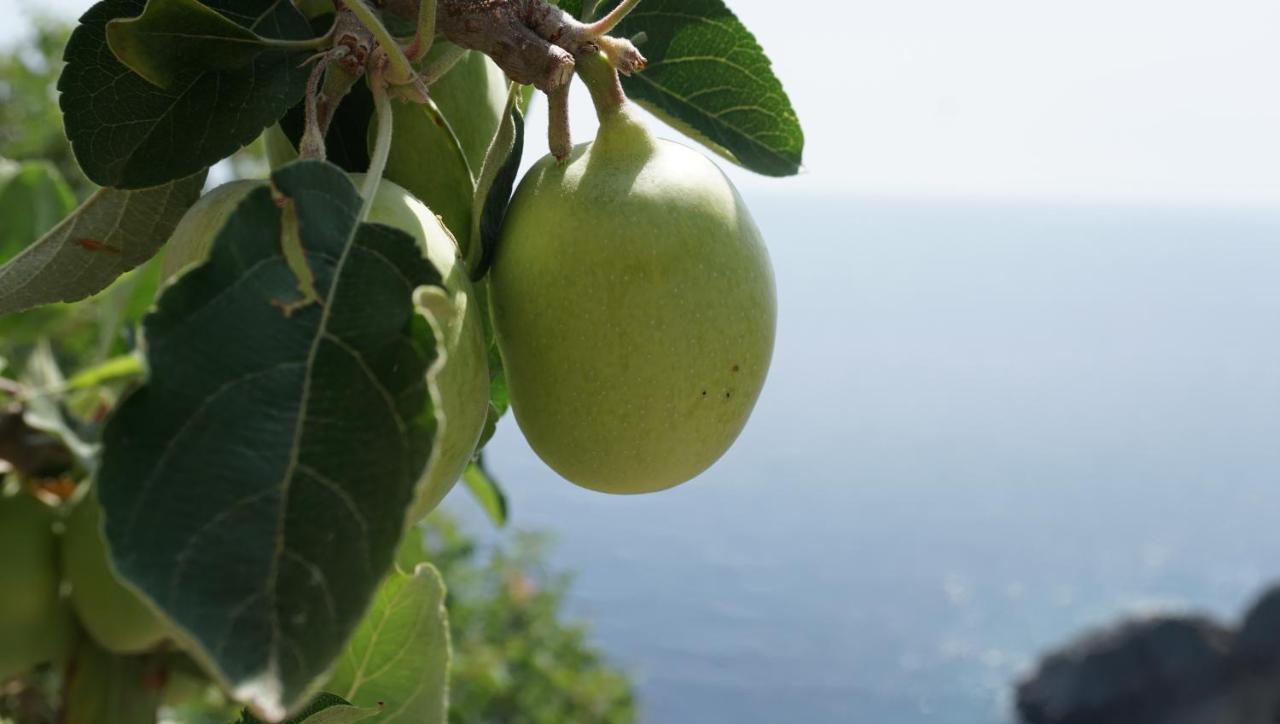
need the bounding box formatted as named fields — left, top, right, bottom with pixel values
left=3, top=0, right=1277, bottom=203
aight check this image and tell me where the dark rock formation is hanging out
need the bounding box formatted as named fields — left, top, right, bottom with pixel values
left=1016, top=615, right=1234, bottom=724
left=1015, top=584, right=1280, bottom=724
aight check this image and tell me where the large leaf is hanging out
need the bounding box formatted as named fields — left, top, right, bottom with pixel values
left=59, top=0, right=315, bottom=188
left=328, top=564, right=451, bottom=724
left=106, top=0, right=271, bottom=87
left=0, top=171, right=206, bottom=316
left=97, top=160, right=445, bottom=720
left=0, top=161, right=76, bottom=262
left=567, top=0, right=804, bottom=177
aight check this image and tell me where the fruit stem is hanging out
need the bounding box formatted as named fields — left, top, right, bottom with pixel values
left=364, top=69, right=394, bottom=222
left=419, top=42, right=467, bottom=84
left=548, top=83, right=572, bottom=160
left=584, top=0, right=641, bottom=35
left=576, top=50, right=628, bottom=121
left=404, top=0, right=437, bottom=62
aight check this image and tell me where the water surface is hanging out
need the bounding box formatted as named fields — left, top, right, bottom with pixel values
left=447, top=196, right=1280, bottom=723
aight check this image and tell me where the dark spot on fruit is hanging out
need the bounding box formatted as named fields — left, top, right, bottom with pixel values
left=732, top=364, right=740, bottom=373
left=724, top=391, right=732, bottom=399
left=701, top=390, right=707, bottom=397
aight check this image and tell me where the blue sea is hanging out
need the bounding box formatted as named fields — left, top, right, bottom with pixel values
left=444, top=195, right=1280, bottom=723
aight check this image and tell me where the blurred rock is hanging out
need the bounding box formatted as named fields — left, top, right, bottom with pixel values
left=1016, top=583, right=1280, bottom=724
left=1236, top=587, right=1280, bottom=669
left=1015, top=615, right=1234, bottom=724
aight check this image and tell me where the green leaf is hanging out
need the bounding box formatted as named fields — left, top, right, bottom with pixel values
left=467, top=97, right=524, bottom=279
left=236, top=692, right=381, bottom=724
left=596, top=0, right=804, bottom=176
left=62, top=639, right=165, bottom=724
left=328, top=564, right=451, bottom=724
left=59, top=0, right=316, bottom=188
left=97, top=160, right=445, bottom=719
left=0, top=171, right=206, bottom=316
left=461, top=456, right=507, bottom=528
left=106, top=0, right=270, bottom=88
left=0, top=161, right=76, bottom=262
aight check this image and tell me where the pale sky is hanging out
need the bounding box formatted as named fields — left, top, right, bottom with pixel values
left=3, top=0, right=1278, bottom=203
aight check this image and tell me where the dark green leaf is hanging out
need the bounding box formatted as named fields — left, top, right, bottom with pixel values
left=236, top=692, right=380, bottom=724
left=106, top=0, right=269, bottom=88
left=469, top=105, right=523, bottom=279
left=0, top=171, right=206, bottom=316
left=0, top=161, right=76, bottom=262
left=62, top=639, right=165, bottom=724
left=601, top=0, right=804, bottom=176
left=461, top=456, right=506, bottom=528
left=98, top=160, right=444, bottom=719
left=59, top=0, right=315, bottom=188
left=327, top=564, right=451, bottom=724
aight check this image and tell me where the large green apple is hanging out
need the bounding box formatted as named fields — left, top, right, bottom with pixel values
left=161, top=174, right=488, bottom=521
left=62, top=489, right=170, bottom=654
left=488, top=110, right=776, bottom=494
left=0, top=492, right=74, bottom=679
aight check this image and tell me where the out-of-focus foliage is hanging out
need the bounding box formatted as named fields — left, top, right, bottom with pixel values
left=0, top=19, right=91, bottom=199
left=421, top=515, right=637, bottom=724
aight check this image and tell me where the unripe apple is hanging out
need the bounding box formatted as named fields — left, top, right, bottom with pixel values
left=380, top=99, right=476, bottom=242
left=62, top=490, right=170, bottom=653
left=161, top=174, right=488, bottom=520
left=0, top=492, right=74, bottom=679
left=427, top=49, right=509, bottom=173
left=488, top=106, right=776, bottom=494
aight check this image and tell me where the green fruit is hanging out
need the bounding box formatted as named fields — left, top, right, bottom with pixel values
left=161, top=175, right=488, bottom=520
left=161, top=179, right=261, bottom=280
left=263, top=122, right=298, bottom=169
left=0, top=492, right=74, bottom=679
left=62, top=490, right=170, bottom=653
left=428, top=49, right=509, bottom=173
left=489, top=111, right=776, bottom=494
left=381, top=99, right=476, bottom=242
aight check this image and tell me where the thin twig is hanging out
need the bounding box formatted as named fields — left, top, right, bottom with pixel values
left=585, top=0, right=642, bottom=35
left=363, top=66, right=395, bottom=222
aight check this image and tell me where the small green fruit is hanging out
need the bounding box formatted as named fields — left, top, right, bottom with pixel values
left=0, top=492, right=74, bottom=679
left=161, top=174, right=488, bottom=520
left=381, top=99, right=476, bottom=242
left=62, top=490, right=170, bottom=654
left=489, top=113, right=776, bottom=494
left=427, top=49, right=509, bottom=173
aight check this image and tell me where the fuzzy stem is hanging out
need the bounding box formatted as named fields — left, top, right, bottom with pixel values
left=575, top=50, right=627, bottom=121
left=404, top=0, right=437, bottom=61
left=363, top=73, right=394, bottom=222
left=585, top=0, right=642, bottom=35
left=547, top=83, right=572, bottom=160
left=299, top=57, right=330, bottom=160
left=345, top=0, right=417, bottom=84
left=419, top=43, right=467, bottom=84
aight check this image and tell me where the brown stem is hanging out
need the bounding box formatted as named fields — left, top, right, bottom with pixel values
left=547, top=82, right=572, bottom=160
left=435, top=0, right=645, bottom=92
